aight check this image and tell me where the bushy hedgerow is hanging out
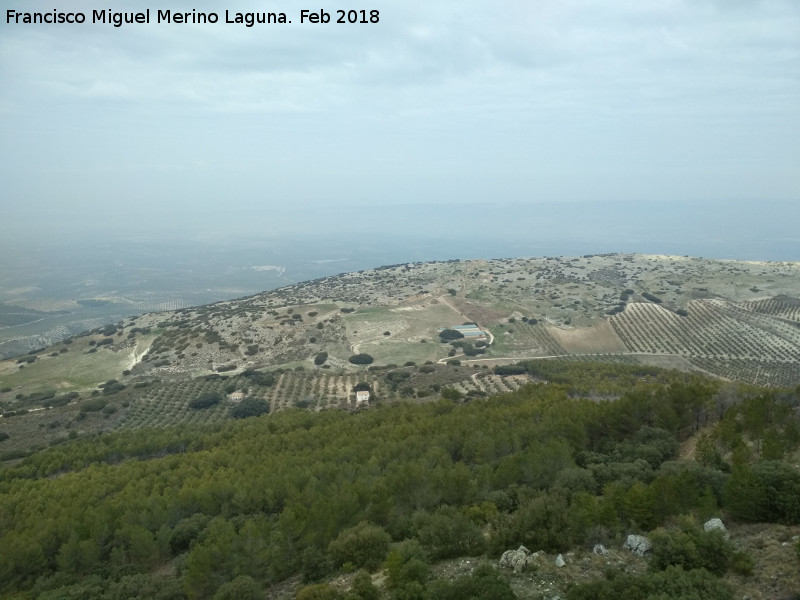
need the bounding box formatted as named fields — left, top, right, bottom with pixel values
left=348, top=354, right=374, bottom=365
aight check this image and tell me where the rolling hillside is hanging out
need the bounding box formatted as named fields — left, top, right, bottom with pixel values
left=1, top=253, right=799, bottom=454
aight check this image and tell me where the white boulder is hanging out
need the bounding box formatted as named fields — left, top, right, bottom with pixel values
left=499, top=545, right=536, bottom=572
left=703, top=518, right=727, bottom=535
left=623, top=534, right=652, bottom=556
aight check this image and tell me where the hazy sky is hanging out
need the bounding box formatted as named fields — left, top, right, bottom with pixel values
left=1, top=0, right=798, bottom=240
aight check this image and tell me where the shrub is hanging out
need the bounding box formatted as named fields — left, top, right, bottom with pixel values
left=189, top=393, right=222, bottom=410
left=385, top=539, right=429, bottom=593
left=3, top=409, right=29, bottom=418
left=412, top=506, right=486, bottom=559
left=241, top=370, right=276, bottom=387
left=80, top=399, right=107, bottom=413
left=429, top=564, right=515, bottom=600
left=350, top=570, right=380, bottom=600
left=229, top=398, right=270, bottom=419
left=168, top=513, right=211, bottom=554
left=300, top=546, right=333, bottom=583
left=102, top=383, right=126, bottom=395
left=494, top=365, right=526, bottom=376
left=386, top=371, right=410, bottom=384
left=212, top=575, right=261, bottom=600
left=730, top=551, right=754, bottom=576
left=328, top=522, right=391, bottom=572
left=439, top=329, right=464, bottom=341
left=348, top=354, right=374, bottom=365
left=314, top=352, right=328, bottom=366
left=565, top=566, right=733, bottom=600
left=649, top=522, right=733, bottom=576
left=724, top=461, right=800, bottom=523
left=440, top=387, right=462, bottom=402
left=295, top=584, right=342, bottom=600
left=464, top=346, right=485, bottom=356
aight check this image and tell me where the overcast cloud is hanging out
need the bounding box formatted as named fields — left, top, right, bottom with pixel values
left=1, top=0, right=798, bottom=241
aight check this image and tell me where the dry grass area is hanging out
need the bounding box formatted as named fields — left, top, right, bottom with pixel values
left=727, top=523, right=800, bottom=600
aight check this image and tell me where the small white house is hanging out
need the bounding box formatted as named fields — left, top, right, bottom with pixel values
left=355, top=390, right=370, bottom=405
left=227, top=391, right=246, bottom=402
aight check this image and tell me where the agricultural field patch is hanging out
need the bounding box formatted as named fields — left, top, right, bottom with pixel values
left=610, top=299, right=800, bottom=385
left=3, top=253, right=800, bottom=439
left=546, top=320, right=627, bottom=354
left=357, top=340, right=442, bottom=365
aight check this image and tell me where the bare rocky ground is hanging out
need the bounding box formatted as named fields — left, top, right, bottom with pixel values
left=262, top=522, right=800, bottom=600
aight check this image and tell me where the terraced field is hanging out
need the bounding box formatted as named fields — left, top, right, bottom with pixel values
left=268, top=372, right=383, bottom=411
left=741, top=296, right=800, bottom=322
left=610, top=299, right=800, bottom=387
left=449, top=373, right=532, bottom=396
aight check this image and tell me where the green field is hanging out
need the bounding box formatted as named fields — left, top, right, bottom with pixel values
left=0, top=344, right=136, bottom=393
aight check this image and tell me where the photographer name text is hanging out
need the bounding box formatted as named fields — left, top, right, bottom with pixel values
left=6, top=8, right=380, bottom=27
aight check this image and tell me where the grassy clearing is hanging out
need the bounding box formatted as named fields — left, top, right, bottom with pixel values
left=0, top=346, right=132, bottom=392
left=359, top=340, right=442, bottom=365
left=342, top=302, right=466, bottom=362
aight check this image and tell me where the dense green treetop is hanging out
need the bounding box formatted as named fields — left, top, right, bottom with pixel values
left=0, top=362, right=796, bottom=599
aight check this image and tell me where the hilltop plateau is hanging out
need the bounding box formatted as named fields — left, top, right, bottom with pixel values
left=1, top=253, right=799, bottom=456
left=3, top=253, right=800, bottom=387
